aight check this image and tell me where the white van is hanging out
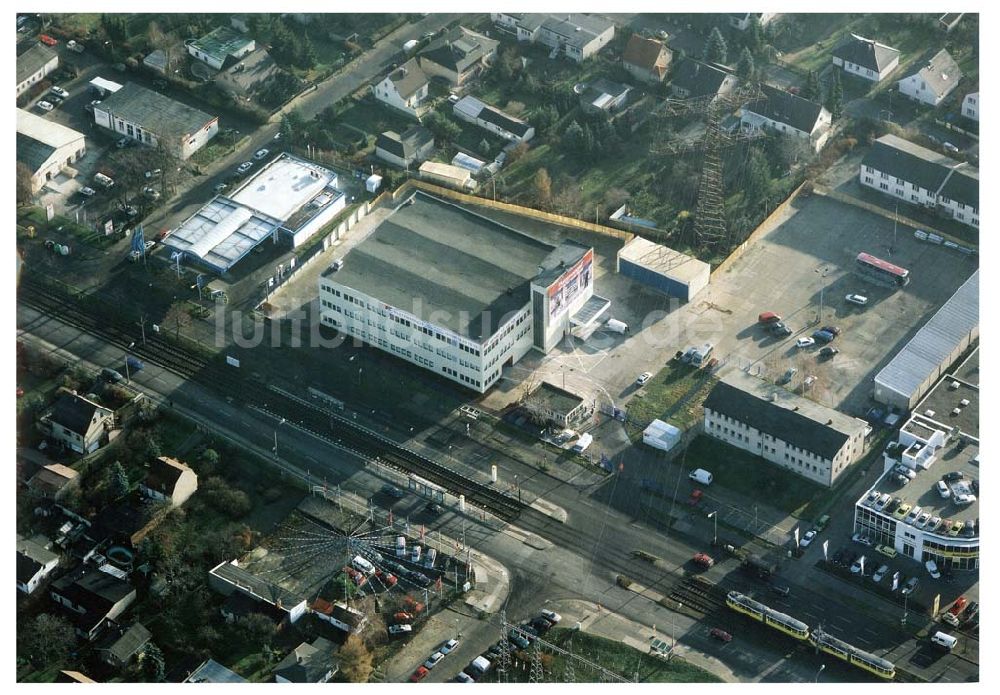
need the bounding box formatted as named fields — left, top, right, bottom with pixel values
left=572, top=432, right=593, bottom=453
left=606, top=319, right=630, bottom=335
left=931, top=632, right=957, bottom=651
left=689, top=468, right=713, bottom=485
left=351, top=555, right=375, bottom=576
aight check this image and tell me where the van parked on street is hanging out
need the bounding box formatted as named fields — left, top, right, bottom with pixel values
left=689, top=469, right=713, bottom=485
left=931, top=632, right=957, bottom=651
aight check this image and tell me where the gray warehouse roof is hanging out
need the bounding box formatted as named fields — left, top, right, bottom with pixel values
left=17, top=43, right=57, bottom=85
left=98, top=82, right=216, bottom=142
left=618, top=236, right=710, bottom=283
left=874, top=270, right=979, bottom=402
left=328, top=192, right=557, bottom=341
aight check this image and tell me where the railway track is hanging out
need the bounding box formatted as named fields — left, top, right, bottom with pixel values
left=668, top=576, right=728, bottom=615
left=18, top=277, right=525, bottom=522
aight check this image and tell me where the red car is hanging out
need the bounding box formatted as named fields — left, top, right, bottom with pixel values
left=410, top=666, right=429, bottom=682
left=393, top=612, right=413, bottom=624
left=710, top=628, right=733, bottom=643
left=692, top=552, right=715, bottom=569
left=39, top=34, right=58, bottom=46
left=758, top=311, right=782, bottom=324
left=949, top=596, right=968, bottom=616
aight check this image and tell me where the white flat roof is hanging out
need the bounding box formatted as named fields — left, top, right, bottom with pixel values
left=618, top=236, right=710, bottom=283
left=16, top=108, right=85, bottom=148
left=229, top=153, right=337, bottom=222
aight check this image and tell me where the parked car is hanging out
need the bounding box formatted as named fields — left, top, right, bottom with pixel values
left=79, top=186, right=96, bottom=197
left=530, top=617, right=553, bottom=632
left=145, top=168, right=162, bottom=178
left=962, top=602, right=979, bottom=625
left=850, top=556, right=866, bottom=574
left=821, top=325, right=842, bottom=336
left=540, top=610, right=561, bottom=624
left=508, top=631, right=530, bottom=650
left=142, top=186, right=160, bottom=200
left=381, top=484, right=405, bottom=498
left=47, top=94, right=64, bottom=106
left=796, top=337, right=815, bottom=348
left=845, top=294, right=868, bottom=305
left=925, top=560, right=941, bottom=579
left=213, top=182, right=229, bottom=193
left=454, top=671, right=474, bottom=683
left=237, top=161, right=254, bottom=174
left=904, top=506, right=922, bottom=524
left=769, top=321, right=792, bottom=336
left=389, top=624, right=412, bottom=636
left=709, top=628, right=732, bottom=643
left=254, top=148, right=270, bottom=160
left=943, top=142, right=959, bottom=153
left=636, top=371, right=652, bottom=386
left=852, top=533, right=873, bottom=547
left=758, top=311, right=782, bottom=324
left=901, top=577, right=920, bottom=596
left=101, top=368, right=124, bottom=383
left=819, top=346, right=839, bottom=358
left=954, top=493, right=976, bottom=506
left=875, top=544, right=897, bottom=558
left=812, top=329, right=835, bottom=343
left=778, top=367, right=797, bottom=385
left=410, top=666, right=429, bottom=682
left=799, top=529, right=817, bottom=548
left=36, top=100, right=54, bottom=112
left=424, top=652, right=445, bottom=669
left=942, top=471, right=964, bottom=482
left=116, top=137, right=132, bottom=148
left=50, top=85, right=69, bottom=98
left=873, top=564, right=890, bottom=583
left=440, top=639, right=460, bottom=655
left=425, top=502, right=444, bottom=516
left=894, top=465, right=916, bottom=480
left=914, top=513, right=931, bottom=529
left=892, top=503, right=912, bottom=520
left=948, top=521, right=964, bottom=537
left=927, top=516, right=943, bottom=533
left=393, top=612, right=413, bottom=623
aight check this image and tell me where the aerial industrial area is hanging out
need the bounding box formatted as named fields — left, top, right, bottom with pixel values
left=15, top=10, right=979, bottom=685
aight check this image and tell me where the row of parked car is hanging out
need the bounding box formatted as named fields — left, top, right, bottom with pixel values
left=860, top=488, right=976, bottom=538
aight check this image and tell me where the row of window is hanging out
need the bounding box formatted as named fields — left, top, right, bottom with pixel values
left=484, top=311, right=529, bottom=356
left=863, top=169, right=977, bottom=214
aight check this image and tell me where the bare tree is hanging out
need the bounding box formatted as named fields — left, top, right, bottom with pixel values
left=163, top=301, right=192, bottom=340
left=338, top=634, right=373, bottom=683
left=16, top=162, right=34, bottom=206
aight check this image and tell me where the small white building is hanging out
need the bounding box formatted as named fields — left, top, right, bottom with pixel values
left=372, top=58, right=429, bottom=119
left=740, top=85, right=832, bottom=152
left=16, top=536, right=59, bottom=594
left=139, top=456, right=198, bottom=507
left=728, top=13, right=777, bottom=31
left=831, top=34, right=900, bottom=82
left=961, top=92, right=979, bottom=121
left=616, top=236, right=710, bottom=302
left=16, top=109, right=87, bottom=194
left=186, top=26, right=255, bottom=70
left=16, top=43, right=58, bottom=97
left=93, top=82, right=218, bottom=160
left=897, top=49, right=962, bottom=107
left=375, top=126, right=435, bottom=169
left=39, top=390, right=113, bottom=454
left=643, top=419, right=682, bottom=452
left=703, top=371, right=869, bottom=487
left=492, top=13, right=615, bottom=62
left=453, top=96, right=534, bottom=142
left=418, top=161, right=476, bottom=191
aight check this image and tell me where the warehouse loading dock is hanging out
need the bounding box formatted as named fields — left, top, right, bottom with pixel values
left=615, top=237, right=710, bottom=302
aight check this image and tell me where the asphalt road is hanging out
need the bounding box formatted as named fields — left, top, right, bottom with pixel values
left=16, top=303, right=977, bottom=683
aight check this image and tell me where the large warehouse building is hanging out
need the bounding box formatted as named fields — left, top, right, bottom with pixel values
left=165, top=153, right=345, bottom=273
left=16, top=109, right=86, bottom=194
left=616, top=236, right=710, bottom=302
left=873, top=270, right=979, bottom=410
left=93, top=82, right=218, bottom=160
left=318, top=192, right=603, bottom=392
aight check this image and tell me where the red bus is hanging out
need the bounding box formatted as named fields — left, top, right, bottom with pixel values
left=855, top=252, right=910, bottom=287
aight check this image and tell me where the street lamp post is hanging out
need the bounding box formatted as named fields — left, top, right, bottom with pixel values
left=273, top=417, right=286, bottom=459
left=707, top=511, right=718, bottom=546
left=124, top=341, right=135, bottom=383
left=815, top=664, right=826, bottom=682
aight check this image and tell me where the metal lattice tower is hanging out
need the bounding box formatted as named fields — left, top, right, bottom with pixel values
left=563, top=640, right=576, bottom=683
left=654, top=82, right=763, bottom=250
left=529, top=641, right=545, bottom=683
left=692, top=106, right=729, bottom=248
left=496, top=611, right=512, bottom=683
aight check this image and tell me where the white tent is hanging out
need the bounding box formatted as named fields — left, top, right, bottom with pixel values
left=643, top=419, right=681, bottom=452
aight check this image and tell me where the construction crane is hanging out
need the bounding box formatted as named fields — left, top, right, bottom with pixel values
left=654, top=80, right=764, bottom=250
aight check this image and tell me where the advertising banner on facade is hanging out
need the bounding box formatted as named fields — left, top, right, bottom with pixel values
left=548, top=249, right=594, bottom=320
